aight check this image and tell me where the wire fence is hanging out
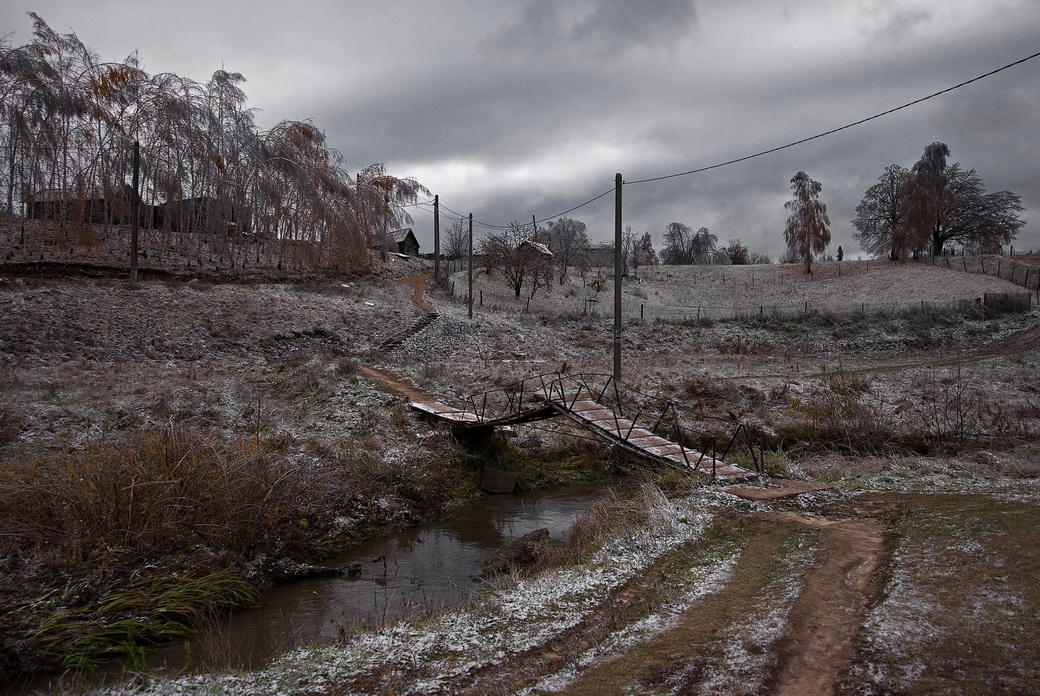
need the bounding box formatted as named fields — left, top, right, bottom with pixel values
left=443, top=254, right=1040, bottom=322
left=930, top=253, right=1040, bottom=292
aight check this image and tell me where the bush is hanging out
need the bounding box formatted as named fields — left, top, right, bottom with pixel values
left=0, top=427, right=333, bottom=565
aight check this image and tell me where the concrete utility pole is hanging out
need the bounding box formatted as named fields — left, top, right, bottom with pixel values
left=468, top=213, right=474, bottom=320
left=433, top=194, right=440, bottom=285
left=130, top=140, right=140, bottom=286
left=614, top=172, right=622, bottom=380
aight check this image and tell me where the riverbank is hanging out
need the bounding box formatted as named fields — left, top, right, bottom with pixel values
left=74, top=474, right=1040, bottom=696
left=0, top=266, right=616, bottom=685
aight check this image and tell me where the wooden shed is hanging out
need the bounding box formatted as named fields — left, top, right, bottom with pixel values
left=384, top=228, right=420, bottom=256
left=155, top=197, right=251, bottom=236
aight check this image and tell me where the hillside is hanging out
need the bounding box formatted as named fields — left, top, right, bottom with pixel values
left=2, top=254, right=1040, bottom=694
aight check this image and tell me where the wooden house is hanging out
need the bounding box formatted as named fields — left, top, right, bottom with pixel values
left=155, top=197, right=251, bottom=236
left=383, top=228, right=420, bottom=256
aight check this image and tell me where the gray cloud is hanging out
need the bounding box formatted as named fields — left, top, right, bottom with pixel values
left=2, top=0, right=1038, bottom=260
left=494, top=0, right=697, bottom=56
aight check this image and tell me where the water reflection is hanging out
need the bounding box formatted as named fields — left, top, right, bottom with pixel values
left=162, top=484, right=602, bottom=672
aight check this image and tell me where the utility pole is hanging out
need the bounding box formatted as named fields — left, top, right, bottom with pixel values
left=614, top=173, right=622, bottom=380
left=130, top=140, right=140, bottom=286
left=433, top=194, right=440, bottom=285
left=468, top=213, right=474, bottom=320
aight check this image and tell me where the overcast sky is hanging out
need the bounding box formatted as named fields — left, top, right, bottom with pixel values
left=4, top=0, right=1039, bottom=259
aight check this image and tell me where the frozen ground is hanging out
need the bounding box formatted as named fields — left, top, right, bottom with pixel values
left=3, top=255, right=1040, bottom=695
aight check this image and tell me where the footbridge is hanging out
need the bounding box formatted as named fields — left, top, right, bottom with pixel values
left=411, top=373, right=761, bottom=484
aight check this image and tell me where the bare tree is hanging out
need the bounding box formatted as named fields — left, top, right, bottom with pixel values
left=852, top=164, right=912, bottom=260
left=479, top=221, right=553, bottom=299
left=620, top=225, right=637, bottom=276
left=441, top=218, right=468, bottom=260
left=784, top=171, right=831, bottom=274
left=724, top=238, right=750, bottom=265
left=544, top=216, right=589, bottom=283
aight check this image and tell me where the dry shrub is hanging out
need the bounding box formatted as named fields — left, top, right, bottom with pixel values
left=0, top=427, right=336, bottom=566
left=908, top=366, right=1035, bottom=450
left=779, top=372, right=896, bottom=455
left=334, top=356, right=359, bottom=376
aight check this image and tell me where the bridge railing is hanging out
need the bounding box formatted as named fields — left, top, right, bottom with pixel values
left=461, top=372, right=764, bottom=480
left=461, top=371, right=566, bottom=423
left=555, top=374, right=764, bottom=478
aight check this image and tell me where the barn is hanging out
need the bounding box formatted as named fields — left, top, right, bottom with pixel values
left=384, top=228, right=420, bottom=256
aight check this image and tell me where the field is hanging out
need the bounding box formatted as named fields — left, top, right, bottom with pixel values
left=2, top=250, right=1040, bottom=694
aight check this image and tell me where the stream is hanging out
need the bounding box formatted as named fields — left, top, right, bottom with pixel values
left=122, top=484, right=602, bottom=682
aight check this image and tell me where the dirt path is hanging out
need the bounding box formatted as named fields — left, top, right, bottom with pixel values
left=356, top=365, right=429, bottom=401
left=764, top=513, right=888, bottom=695
left=414, top=506, right=889, bottom=695
left=394, top=272, right=435, bottom=313
left=358, top=273, right=436, bottom=399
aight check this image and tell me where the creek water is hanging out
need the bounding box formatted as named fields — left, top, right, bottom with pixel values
left=159, top=484, right=605, bottom=676
left=13, top=484, right=604, bottom=694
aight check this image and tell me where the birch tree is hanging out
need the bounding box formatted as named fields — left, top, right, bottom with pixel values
left=783, top=171, right=831, bottom=274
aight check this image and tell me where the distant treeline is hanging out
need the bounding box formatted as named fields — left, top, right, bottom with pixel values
left=0, top=13, right=426, bottom=271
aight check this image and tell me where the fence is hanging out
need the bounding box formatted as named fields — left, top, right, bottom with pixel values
left=442, top=253, right=1040, bottom=321
left=445, top=272, right=992, bottom=322
left=932, top=253, right=1040, bottom=297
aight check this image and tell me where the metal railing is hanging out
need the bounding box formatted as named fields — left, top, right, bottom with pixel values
left=458, top=372, right=763, bottom=480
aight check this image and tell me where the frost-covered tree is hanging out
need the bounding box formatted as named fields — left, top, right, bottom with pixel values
left=783, top=171, right=831, bottom=274
left=636, top=231, right=658, bottom=267
left=0, top=14, right=426, bottom=273
left=545, top=216, right=589, bottom=283
left=442, top=219, right=469, bottom=260
left=661, top=222, right=694, bottom=264
left=852, top=164, right=912, bottom=260
left=899, top=143, right=1023, bottom=256
left=661, top=223, right=725, bottom=264
left=724, top=238, right=749, bottom=265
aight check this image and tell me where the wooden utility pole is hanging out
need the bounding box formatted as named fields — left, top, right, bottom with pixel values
left=468, top=213, right=474, bottom=320
left=433, top=194, right=440, bottom=284
left=130, top=140, right=140, bottom=286
left=614, top=173, right=622, bottom=380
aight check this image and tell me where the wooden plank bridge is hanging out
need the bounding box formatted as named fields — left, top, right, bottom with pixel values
left=411, top=373, right=760, bottom=484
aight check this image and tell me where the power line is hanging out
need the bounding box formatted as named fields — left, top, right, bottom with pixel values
left=625, top=49, right=1040, bottom=186
left=408, top=48, right=1040, bottom=228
